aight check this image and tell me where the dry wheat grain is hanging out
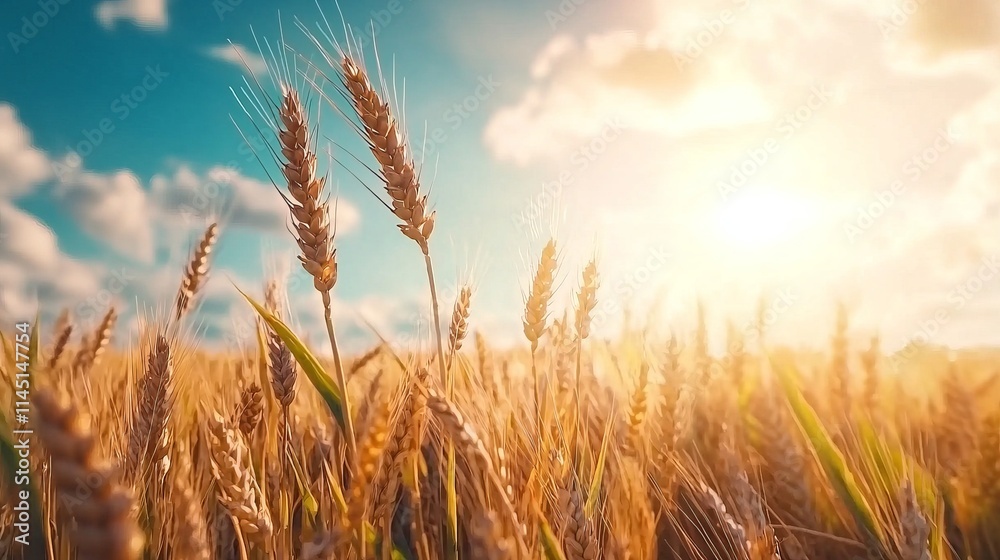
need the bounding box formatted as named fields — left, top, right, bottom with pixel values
left=205, top=412, right=273, bottom=551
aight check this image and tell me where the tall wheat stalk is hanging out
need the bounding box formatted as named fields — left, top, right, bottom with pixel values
left=524, top=239, right=558, bottom=452
left=273, top=85, right=358, bottom=467
left=338, top=54, right=446, bottom=389
left=337, top=49, right=459, bottom=557
left=571, top=257, right=598, bottom=459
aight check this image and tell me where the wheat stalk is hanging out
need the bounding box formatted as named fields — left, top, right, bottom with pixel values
left=205, top=412, right=273, bottom=552
left=338, top=49, right=458, bottom=556
left=275, top=85, right=358, bottom=465
left=48, top=309, right=73, bottom=370
left=33, top=388, right=145, bottom=560
left=237, top=382, right=264, bottom=438
left=899, top=480, right=931, bottom=560
left=170, top=450, right=211, bottom=560
left=447, top=285, right=472, bottom=372
left=524, top=239, right=558, bottom=451
left=124, top=334, right=174, bottom=485
left=340, top=55, right=436, bottom=255
left=73, top=306, right=117, bottom=375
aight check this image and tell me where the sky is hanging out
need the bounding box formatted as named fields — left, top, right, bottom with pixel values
left=2, top=0, right=1000, bottom=356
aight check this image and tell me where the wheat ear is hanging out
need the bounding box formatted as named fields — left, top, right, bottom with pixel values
left=48, top=309, right=73, bottom=370
left=173, top=222, right=219, bottom=322
left=275, top=85, right=357, bottom=464
left=33, top=388, right=145, bottom=560
left=237, top=382, right=264, bottom=438
left=446, top=285, right=472, bottom=372
left=73, top=306, right=117, bottom=375
left=524, top=239, right=558, bottom=449
left=371, top=369, right=428, bottom=542
left=339, top=54, right=448, bottom=394
left=340, top=55, right=435, bottom=255
left=343, top=397, right=391, bottom=557
left=124, top=334, right=174, bottom=484
left=425, top=387, right=529, bottom=555
left=347, top=343, right=384, bottom=377
left=206, top=412, right=273, bottom=552
left=556, top=473, right=597, bottom=560
left=573, top=257, right=598, bottom=396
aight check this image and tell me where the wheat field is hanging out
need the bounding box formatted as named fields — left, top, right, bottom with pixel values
left=2, top=19, right=1000, bottom=560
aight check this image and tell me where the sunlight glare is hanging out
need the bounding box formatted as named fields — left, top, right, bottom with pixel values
left=711, top=188, right=821, bottom=251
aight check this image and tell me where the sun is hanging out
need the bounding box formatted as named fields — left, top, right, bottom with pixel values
left=655, top=185, right=842, bottom=314
left=709, top=187, right=822, bottom=252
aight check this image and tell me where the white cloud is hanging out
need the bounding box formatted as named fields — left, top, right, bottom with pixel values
left=0, top=202, right=104, bottom=324
left=481, top=0, right=1000, bottom=167
left=0, top=200, right=62, bottom=271
left=95, top=0, right=168, bottom=30
left=0, top=104, right=51, bottom=198
left=149, top=164, right=361, bottom=235
left=839, top=0, right=1000, bottom=76
left=0, top=106, right=157, bottom=263
left=54, top=157, right=155, bottom=263
left=473, top=0, right=1000, bottom=350
left=482, top=10, right=781, bottom=166
left=204, top=44, right=269, bottom=77
left=530, top=35, right=576, bottom=79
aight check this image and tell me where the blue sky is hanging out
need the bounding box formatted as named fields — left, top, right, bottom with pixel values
left=4, top=0, right=1000, bottom=354
left=0, top=0, right=558, bottom=350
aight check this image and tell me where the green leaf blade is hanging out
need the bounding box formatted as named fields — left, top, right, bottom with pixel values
left=237, top=288, right=345, bottom=429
